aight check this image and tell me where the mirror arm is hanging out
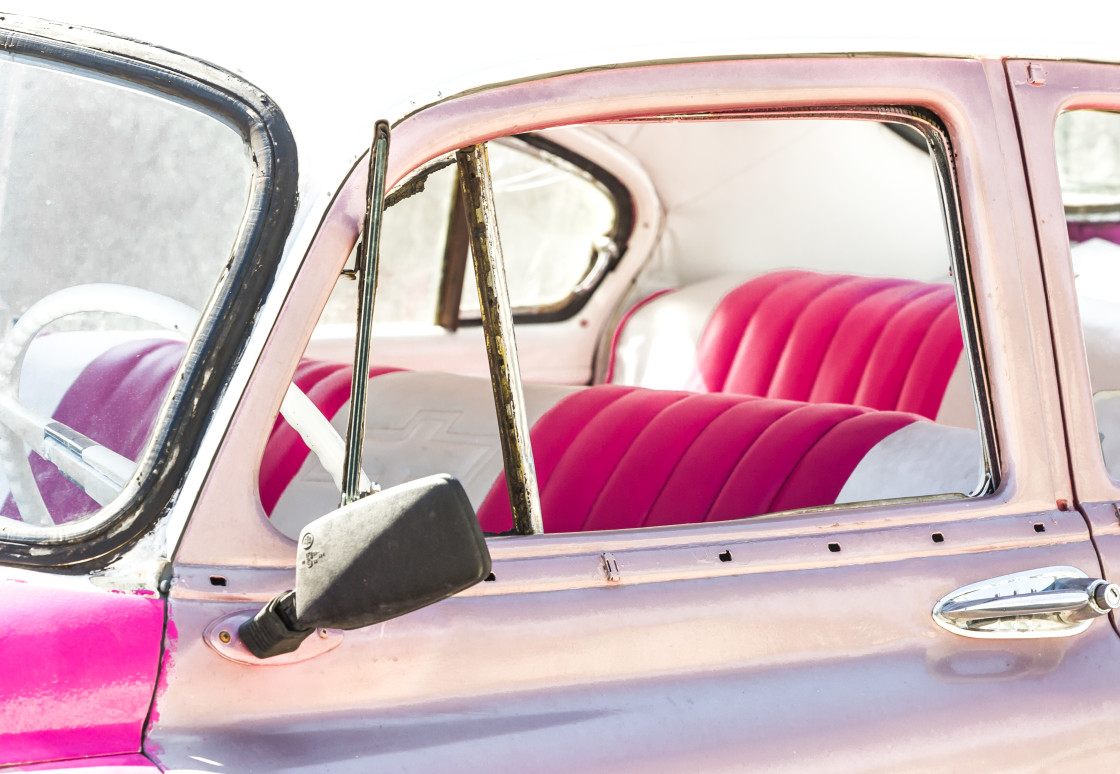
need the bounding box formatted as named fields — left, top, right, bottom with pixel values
left=238, top=590, right=313, bottom=659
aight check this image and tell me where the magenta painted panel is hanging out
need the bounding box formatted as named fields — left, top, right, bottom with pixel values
left=0, top=575, right=165, bottom=767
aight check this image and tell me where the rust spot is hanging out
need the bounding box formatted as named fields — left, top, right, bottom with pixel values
left=1057, top=499, right=1071, bottom=512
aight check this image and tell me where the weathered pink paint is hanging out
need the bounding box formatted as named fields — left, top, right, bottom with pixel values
left=7, top=753, right=158, bottom=771
left=0, top=574, right=165, bottom=767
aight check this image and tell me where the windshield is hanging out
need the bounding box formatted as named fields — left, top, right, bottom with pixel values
left=0, top=52, right=253, bottom=534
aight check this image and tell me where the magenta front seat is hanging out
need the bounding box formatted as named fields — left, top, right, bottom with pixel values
left=1, top=338, right=394, bottom=522
left=477, top=385, right=920, bottom=534
left=1, top=339, right=185, bottom=522
left=610, top=270, right=964, bottom=420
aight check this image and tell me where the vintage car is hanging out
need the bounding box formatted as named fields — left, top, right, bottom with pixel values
left=5, top=7, right=1120, bottom=772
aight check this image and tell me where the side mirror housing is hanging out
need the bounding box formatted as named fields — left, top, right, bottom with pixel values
left=240, top=474, right=491, bottom=659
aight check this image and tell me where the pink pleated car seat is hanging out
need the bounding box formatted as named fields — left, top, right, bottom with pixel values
left=476, top=385, right=920, bottom=534
left=609, top=270, right=963, bottom=420
left=10, top=333, right=933, bottom=536
left=1, top=339, right=185, bottom=522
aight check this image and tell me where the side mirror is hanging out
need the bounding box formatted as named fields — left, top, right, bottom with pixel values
left=239, top=474, right=491, bottom=659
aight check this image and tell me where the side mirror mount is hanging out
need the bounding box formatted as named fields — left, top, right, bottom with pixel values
left=239, top=474, right=491, bottom=659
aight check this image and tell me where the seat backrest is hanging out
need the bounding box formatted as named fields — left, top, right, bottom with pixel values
left=269, top=371, right=977, bottom=537
left=258, top=359, right=400, bottom=514
left=609, top=270, right=963, bottom=420
left=267, top=371, right=579, bottom=536
left=476, top=385, right=922, bottom=534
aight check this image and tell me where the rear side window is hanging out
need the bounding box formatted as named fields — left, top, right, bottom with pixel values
left=1056, top=109, right=1120, bottom=480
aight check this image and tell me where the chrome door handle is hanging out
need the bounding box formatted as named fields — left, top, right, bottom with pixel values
left=933, top=566, right=1120, bottom=639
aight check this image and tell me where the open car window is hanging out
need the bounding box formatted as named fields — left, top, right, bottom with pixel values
left=262, top=112, right=992, bottom=540
left=319, top=135, right=628, bottom=328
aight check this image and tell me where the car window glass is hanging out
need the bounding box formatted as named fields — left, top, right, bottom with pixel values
left=264, top=114, right=990, bottom=540
left=1056, top=109, right=1120, bottom=481
left=318, top=162, right=457, bottom=326
left=319, top=138, right=620, bottom=327
left=0, top=54, right=252, bottom=530
left=459, top=141, right=616, bottom=315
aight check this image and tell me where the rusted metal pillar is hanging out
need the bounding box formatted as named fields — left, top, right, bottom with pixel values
left=456, top=143, right=544, bottom=535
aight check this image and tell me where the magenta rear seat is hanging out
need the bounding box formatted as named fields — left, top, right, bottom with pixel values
left=609, top=270, right=964, bottom=420
left=477, top=385, right=920, bottom=533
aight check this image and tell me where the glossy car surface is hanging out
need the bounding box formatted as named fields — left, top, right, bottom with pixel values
left=4, top=8, right=1120, bottom=773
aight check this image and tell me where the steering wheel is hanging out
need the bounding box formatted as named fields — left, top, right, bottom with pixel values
left=0, top=284, right=365, bottom=527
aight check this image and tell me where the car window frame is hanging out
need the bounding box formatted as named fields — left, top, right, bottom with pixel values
left=176, top=54, right=1070, bottom=574
left=457, top=106, right=998, bottom=535
left=0, top=15, right=298, bottom=570
left=1007, top=60, right=1120, bottom=507
left=454, top=132, right=636, bottom=325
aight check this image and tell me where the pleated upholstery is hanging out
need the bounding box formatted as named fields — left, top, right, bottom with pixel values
left=617, top=270, right=963, bottom=419
left=476, top=386, right=919, bottom=533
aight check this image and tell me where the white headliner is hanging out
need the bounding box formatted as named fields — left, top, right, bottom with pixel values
left=5, top=1, right=1120, bottom=202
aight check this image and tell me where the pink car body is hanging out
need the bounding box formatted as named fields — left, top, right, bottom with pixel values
left=4, top=11, right=1120, bottom=774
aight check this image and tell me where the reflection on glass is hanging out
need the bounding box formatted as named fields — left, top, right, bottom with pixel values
left=459, top=141, right=615, bottom=314
left=1059, top=109, right=1120, bottom=482
left=319, top=138, right=618, bottom=328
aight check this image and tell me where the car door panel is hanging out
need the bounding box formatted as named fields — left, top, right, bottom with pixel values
left=146, top=55, right=1112, bottom=771
left=148, top=511, right=1117, bottom=771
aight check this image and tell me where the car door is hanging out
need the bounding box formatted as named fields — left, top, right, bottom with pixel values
left=1008, top=61, right=1120, bottom=620
left=148, top=55, right=1120, bottom=772
left=0, top=15, right=297, bottom=768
